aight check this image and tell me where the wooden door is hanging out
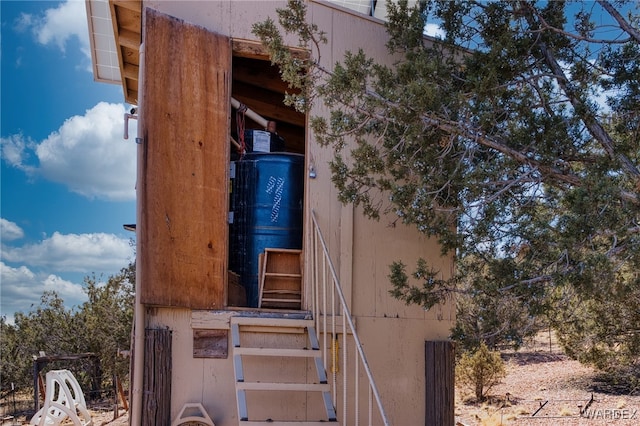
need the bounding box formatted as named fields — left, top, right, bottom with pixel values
left=138, top=8, right=230, bottom=309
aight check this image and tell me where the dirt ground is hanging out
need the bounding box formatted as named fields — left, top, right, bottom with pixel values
left=89, top=410, right=129, bottom=426
left=455, top=331, right=640, bottom=426
left=1, top=407, right=128, bottom=426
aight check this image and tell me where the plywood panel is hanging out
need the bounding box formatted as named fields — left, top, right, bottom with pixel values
left=148, top=308, right=238, bottom=425
left=352, top=208, right=454, bottom=319
left=352, top=317, right=452, bottom=425
left=304, top=3, right=394, bottom=314
left=193, top=329, right=228, bottom=358
left=139, top=8, right=230, bottom=308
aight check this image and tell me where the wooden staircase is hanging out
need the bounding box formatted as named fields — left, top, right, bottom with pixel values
left=231, top=316, right=338, bottom=425
left=259, top=249, right=303, bottom=309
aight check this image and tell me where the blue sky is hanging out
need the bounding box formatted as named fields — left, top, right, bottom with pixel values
left=1, top=0, right=137, bottom=324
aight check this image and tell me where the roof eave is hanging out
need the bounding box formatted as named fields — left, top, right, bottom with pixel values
left=85, top=0, right=141, bottom=105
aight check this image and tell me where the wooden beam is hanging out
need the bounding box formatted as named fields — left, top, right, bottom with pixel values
left=113, top=3, right=142, bottom=33
left=191, top=310, right=234, bottom=330
left=112, top=0, right=142, bottom=13
left=232, top=38, right=309, bottom=61
left=122, top=62, right=139, bottom=80
left=118, top=28, right=141, bottom=50
left=230, top=316, right=312, bottom=328
left=232, top=39, right=269, bottom=60
left=124, top=87, right=138, bottom=105
left=233, top=60, right=300, bottom=97
left=110, top=1, right=128, bottom=109
left=233, top=84, right=305, bottom=128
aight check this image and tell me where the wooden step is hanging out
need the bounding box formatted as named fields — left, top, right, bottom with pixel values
left=261, top=298, right=302, bottom=304
left=264, top=273, right=302, bottom=278
left=236, top=382, right=330, bottom=392
left=234, top=347, right=320, bottom=357
left=263, top=289, right=302, bottom=294
left=230, top=316, right=312, bottom=328
left=240, top=421, right=338, bottom=425
left=259, top=248, right=303, bottom=309
left=232, top=319, right=337, bottom=424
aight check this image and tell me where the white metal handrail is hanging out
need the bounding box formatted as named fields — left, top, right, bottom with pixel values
left=310, top=210, right=391, bottom=426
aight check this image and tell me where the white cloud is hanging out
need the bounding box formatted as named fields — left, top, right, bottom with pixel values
left=0, top=262, right=87, bottom=324
left=2, top=102, right=137, bottom=201
left=30, top=0, right=91, bottom=60
left=0, top=227, right=134, bottom=323
left=1, top=219, right=25, bottom=241
left=43, top=274, right=86, bottom=300
left=425, top=23, right=445, bottom=39
left=1, top=231, right=134, bottom=273
left=14, top=12, right=35, bottom=33
left=37, top=102, right=137, bottom=200
left=0, top=133, right=35, bottom=172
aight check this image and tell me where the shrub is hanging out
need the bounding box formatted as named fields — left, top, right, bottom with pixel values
left=456, top=342, right=506, bottom=401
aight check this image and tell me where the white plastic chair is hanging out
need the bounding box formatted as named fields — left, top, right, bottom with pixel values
left=30, top=369, right=93, bottom=426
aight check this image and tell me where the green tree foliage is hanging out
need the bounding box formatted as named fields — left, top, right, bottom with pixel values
left=1, top=314, right=24, bottom=391
left=79, top=263, right=135, bottom=384
left=0, top=263, right=135, bottom=393
left=456, top=341, right=506, bottom=401
left=253, top=0, right=640, bottom=378
left=1, top=292, right=84, bottom=390
left=547, top=268, right=640, bottom=389
left=451, top=255, right=542, bottom=352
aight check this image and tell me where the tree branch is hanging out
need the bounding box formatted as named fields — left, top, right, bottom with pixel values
left=598, top=0, right=640, bottom=43
left=520, top=2, right=640, bottom=194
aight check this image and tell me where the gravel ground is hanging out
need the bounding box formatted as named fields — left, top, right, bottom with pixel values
left=455, top=333, right=640, bottom=426
left=91, top=410, right=129, bottom=425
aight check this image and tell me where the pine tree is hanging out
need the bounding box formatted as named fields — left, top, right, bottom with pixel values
left=253, top=0, right=640, bottom=381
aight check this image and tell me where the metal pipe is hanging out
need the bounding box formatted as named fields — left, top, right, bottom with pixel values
left=231, top=97, right=269, bottom=129
left=230, top=136, right=241, bottom=150
left=131, top=41, right=145, bottom=426
left=124, top=113, right=138, bottom=140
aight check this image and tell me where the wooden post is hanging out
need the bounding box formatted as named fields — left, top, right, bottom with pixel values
left=117, top=375, right=129, bottom=411
left=425, top=341, right=455, bottom=426
left=142, top=328, right=172, bottom=426
left=38, top=374, right=46, bottom=401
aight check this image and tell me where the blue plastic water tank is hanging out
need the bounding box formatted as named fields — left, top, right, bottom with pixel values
left=229, top=152, right=304, bottom=307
